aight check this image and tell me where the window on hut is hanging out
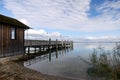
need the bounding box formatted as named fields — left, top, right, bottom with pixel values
left=11, top=28, right=16, bottom=39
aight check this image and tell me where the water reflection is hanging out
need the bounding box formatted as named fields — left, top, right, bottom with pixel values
left=24, top=47, right=73, bottom=66
left=24, top=43, right=117, bottom=80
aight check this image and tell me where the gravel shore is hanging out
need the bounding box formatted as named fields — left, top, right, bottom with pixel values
left=0, top=55, right=74, bottom=80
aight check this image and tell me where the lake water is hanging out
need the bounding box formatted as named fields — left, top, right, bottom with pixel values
left=24, top=42, right=116, bottom=80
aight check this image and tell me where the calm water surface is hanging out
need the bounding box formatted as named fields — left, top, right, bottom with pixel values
left=24, top=42, right=116, bottom=80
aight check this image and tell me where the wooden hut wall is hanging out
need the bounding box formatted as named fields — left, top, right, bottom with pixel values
left=0, top=24, right=2, bottom=56
left=0, top=24, right=24, bottom=57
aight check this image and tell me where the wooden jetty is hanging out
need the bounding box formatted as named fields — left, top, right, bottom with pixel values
left=24, top=38, right=73, bottom=53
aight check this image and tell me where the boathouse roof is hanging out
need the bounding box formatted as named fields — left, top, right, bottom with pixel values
left=0, top=14, right=30, bottom=29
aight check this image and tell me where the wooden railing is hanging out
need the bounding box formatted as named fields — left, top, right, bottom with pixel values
left=24, top=39, right=73, bottom=46
left=24, top=39, right=73, bottom=53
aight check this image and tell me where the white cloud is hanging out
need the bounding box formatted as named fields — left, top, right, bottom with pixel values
left=3, top=0, right=120, bottom=32
left=3, top=0, right=90, bottom=30
left=96, top=0, right=120, bottom=21
left=97, top=0, right=120, bottom=12
left=25, top=29, right=61, bottom=40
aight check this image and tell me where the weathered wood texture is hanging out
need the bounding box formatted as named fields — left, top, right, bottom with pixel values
left=0, top=23, right=24, bottom=57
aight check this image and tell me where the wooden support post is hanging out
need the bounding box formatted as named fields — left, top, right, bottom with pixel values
left=41, top=46, right=42, bottom=51
left=39, top=46, right=41, bottom=52
left=56, top=50, right=58, bottom=58
left=43, top=46, right=44, bottom=51
left=65, top=41, right=67, bottom=49
left=49, top=52, right=51, bottom=61
left=34, top=47, right=36, bottom=53
left=48, top=38, right=51, bottom=51
left=42, top=46, right=44, bottom=51
left=28, top=47, right=30, bottom=53
left=56, top=39, right=58, bottom=50
left=61, top=40, right=63, bottom=49
left=24, top=47, right=26, bottom=53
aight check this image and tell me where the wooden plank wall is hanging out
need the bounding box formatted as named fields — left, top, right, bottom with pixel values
left=0, top=23, right=24, bottom=57
left=0, top=24, right=2, bottom=56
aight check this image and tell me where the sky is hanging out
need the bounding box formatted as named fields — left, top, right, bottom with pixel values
left=0, top=0, right=120, bottom=41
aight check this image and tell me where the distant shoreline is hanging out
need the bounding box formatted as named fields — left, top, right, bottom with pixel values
left=74, top=41, right=120, bottom=43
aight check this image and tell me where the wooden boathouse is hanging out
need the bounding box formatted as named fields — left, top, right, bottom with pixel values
left=0, top=14, right=29, bottom=57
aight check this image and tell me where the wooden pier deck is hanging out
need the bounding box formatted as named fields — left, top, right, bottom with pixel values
left=24, top=39, right=73, bottom=53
